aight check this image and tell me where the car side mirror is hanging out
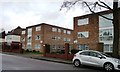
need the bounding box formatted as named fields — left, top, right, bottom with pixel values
left=98, top=56, right=105, bottom=59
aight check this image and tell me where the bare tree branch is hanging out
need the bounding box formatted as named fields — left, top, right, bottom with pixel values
left=96, top=2, right=109, bottom=9
left=60, top=0, right=113, bottom=21
left=83, top=1, right=113, bottom=21
left=98, top=0, right=113, bottom=11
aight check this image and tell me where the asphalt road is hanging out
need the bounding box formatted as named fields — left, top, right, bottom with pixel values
left=1, top=53, right=105, bottom=72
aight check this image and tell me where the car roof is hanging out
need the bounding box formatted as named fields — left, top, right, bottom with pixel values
left=78, top=50, right=101, bottom=53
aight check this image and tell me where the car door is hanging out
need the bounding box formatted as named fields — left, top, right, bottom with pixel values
left=89, top=52, right=104, bottom=67
left=79, top=51, right=91, bottom=65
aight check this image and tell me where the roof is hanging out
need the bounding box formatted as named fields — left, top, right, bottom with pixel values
left=74, top=9, right=113, bottom=18
left=26, top=23, right=73, bottom=31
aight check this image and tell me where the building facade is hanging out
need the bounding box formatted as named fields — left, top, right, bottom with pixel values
left=73, top=10, right=120, bottom=55
left=2, top=26, right=23, bottom=53
left=21, top=23, right=73, bottom=53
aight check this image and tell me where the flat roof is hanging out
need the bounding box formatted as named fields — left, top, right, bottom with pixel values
left=26, top=23, right=73, bottom=31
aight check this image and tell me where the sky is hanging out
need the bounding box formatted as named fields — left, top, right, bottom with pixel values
left=0, top=0, right=118, bottom=32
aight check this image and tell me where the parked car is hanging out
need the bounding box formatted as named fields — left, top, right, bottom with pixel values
left=72, top=50, right=120, bottom=71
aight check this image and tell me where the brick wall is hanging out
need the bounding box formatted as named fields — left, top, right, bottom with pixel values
left=74, top=14, right=100, bottom=50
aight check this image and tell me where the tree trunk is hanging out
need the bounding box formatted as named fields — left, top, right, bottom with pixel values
left=112, top=0, right=119, bottom=58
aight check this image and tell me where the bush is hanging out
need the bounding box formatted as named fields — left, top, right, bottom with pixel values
left=71, top=49, right=80, bottom=54
left=26, top=49, right=29, bottom=52
left=32, top=50, right=36, bottom=52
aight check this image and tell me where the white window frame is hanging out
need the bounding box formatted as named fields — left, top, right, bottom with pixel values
left=35, top=44, right=41, bottom=49
left=27, top=28, right=32, bottom=35
left=52, top=27, right=57, bottom=32
left=35, top=35, right=41, bottom=40
left=58, top=29, right=61, bottom=33
left=63, top=30, right=66, bottom=34
left=67, top=31, right=71, bottom=34
left=78, top=18, right=89, bottom=26
left=104, top=44, right=113, bottom=53
left=58, top=37, right=61, bottom=40
left=22, top=31, right=25, bottom=34
left=78, top=31, right=89, bottom=38
left=36, top=26, right=41, bottom=31
left=27, top=44, right=32, bottom=50
left=52, top=36, right=57, bottom=40
left=78, top=44, right=89, bottom=50
left=67, top=38, right=71, bottom=42
left=64, top=38, right=67, bottom=42
left=22, top=38, right=25, bottom=42
left=99, top=13, right=113, bottom=28
left=99, top=29, right=113, bottom=41
left=27, top=36, right=32, bottom=43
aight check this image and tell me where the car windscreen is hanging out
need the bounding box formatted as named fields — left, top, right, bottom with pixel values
left=101, top=52, right=111, bottom=57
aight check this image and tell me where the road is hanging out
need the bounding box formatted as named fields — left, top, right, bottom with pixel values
left=1, top=53, right=105, bottom=72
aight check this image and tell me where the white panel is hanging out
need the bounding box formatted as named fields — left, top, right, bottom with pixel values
left=78, top=18, right=89, bottom=26
left=5, top=35, right=20, bottom=43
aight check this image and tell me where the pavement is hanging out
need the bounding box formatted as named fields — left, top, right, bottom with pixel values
left=1, top=52, right=72, bottom=64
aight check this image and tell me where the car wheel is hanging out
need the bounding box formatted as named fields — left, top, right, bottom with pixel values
left=73, top=60, right=81, bottom=67
left=104, top=63, right=114, bottom=71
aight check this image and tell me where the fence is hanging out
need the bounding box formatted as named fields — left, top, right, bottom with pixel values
left=2, top=42, right=23, bottom=53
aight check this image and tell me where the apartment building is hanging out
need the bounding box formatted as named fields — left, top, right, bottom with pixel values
left=73, top=10, right=120, bottom=55
left=21, top=23, right=73, bottom=53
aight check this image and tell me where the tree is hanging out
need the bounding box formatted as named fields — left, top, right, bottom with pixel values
left=60, top=0, right=120, bottom=58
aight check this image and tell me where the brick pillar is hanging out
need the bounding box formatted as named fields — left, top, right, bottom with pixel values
left=43, top=45, right=46, bottom=56
left=97, top=43, right=104, bottom=52
left=19, top=43, right=22, bottom=53
left=65, top=43, right=69, bottom=60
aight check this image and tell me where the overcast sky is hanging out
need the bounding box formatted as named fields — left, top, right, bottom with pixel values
left=0, top=0, right=117, bottom=32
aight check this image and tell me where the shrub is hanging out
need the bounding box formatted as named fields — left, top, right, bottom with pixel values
left=32, top=50, right=36, bottom=52
left=26, top=49, right=29, bottom=52
left=71, top=49, right=80, bottom=54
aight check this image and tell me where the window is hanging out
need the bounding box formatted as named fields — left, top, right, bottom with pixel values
left=67, top=38, right=71, bottom=42
left=27, top=28, right=32, bottom=35
left=67, top=31, right=71, bottom=34
left=80, top=51, right=89, bottom=56
left=52, top=36, right=57, bottom=40
left=27, top=44, right=32, bottom=49
left=35, top=44, right=41, bottom=49
left=36, top=26, right=41, bottom=31
left=99, top=29, right=113, bottom=41
left=63, top=30, right=66, bottom=34
left=99, top=13, right=113, bottom=28
left=58, top=37, right=61, bottom=40
left=27, top=36, right=32, bottom=43
left=90, top=52, right=101, bottom=57
left=22, top=38, right=25, bottom=42
left=64, top=38, right=67, bottom=42
left=104, top=44, right=113, bottom=52
left=58, top=29, right=61, bottom=33
left=78, top=31, right=89, bottom=38
left=52, top=27, right=57, bottom=32
left=78, top=44, right=89, bottom=50
left=78, top=18, right=89, bottom=26
left=52, top=45, right=56, bottom=49
left=22, top=31, right=25, bottom=34
left=35, top=35, right=41, bottom=40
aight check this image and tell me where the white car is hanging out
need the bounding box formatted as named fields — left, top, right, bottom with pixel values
left=72, top=50, right=120, bottom=71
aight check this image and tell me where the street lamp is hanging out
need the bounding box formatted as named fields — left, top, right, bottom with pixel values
left=73, top=39, right=78, bottom=49
left=74, top=39, right=78, bottom=44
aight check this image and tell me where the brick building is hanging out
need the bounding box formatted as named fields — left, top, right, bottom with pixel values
left=73, top=10, right=120, bottom=55
left=21, top=23, right=73, bottom=53
left=2, top=26, right=23, bottom=53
